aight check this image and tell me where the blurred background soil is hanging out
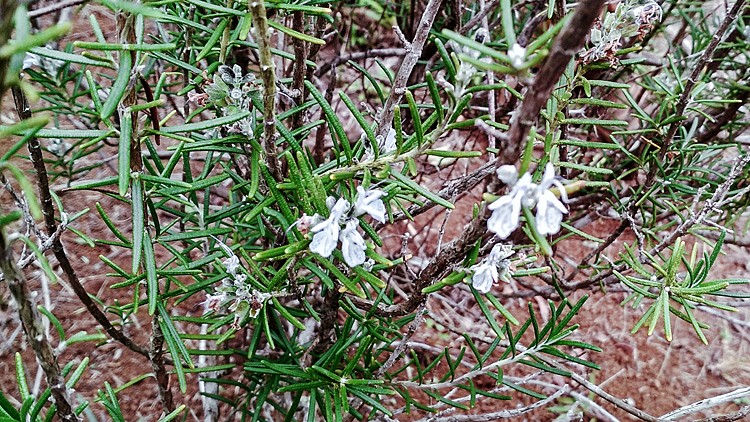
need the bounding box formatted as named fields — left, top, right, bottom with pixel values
left=1, top=1, right=749, bottom=421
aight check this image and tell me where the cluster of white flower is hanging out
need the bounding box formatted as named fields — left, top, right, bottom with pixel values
left=202, top=64, right=260, bottom=137
left=488, top=163, right=568, bottom=239
left=582, top=0, right=662, bottom=64
left=470, top=243, right=514, bottom=293
left=204, top=254, right=271, bottom=328
left=442, top=28, right=490, bottom=98
left=299, top=186, right=386, bottom=268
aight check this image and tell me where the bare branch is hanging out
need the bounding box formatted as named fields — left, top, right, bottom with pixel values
left=660, top=387, right=750, bottom=421
left=499, top=0, right=606, bottom=165
left=376, top=0, right=442, bottom=138
left=0, top=230, right=80, bottom=422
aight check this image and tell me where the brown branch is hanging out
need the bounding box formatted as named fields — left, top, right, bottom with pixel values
left=289, top=11, right=308, bottom=131
left=498, top=0, right=607, bottom=165
left=13, top=88, right=149, bottom=359
left=250, top=1, right=282, bottom=182
left=150, top=315, right=175, bottom=413
left=28, top=0, right=88, bottom=18
left=376, top=0, right=442, bottom=138
left=0, top=230, right=80, bottom=421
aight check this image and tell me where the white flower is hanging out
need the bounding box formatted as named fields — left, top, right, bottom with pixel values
left=487, top=173, right=534, bottom=239
left=353, top=186, right=386, bottom=224
left=379, top=127, right=397, bottom=155
left=469, top=244, right=514, bottom=293
left=364, top=127, right=398, bottom=160
left=471, top=262, right=497, bottom=293
left=496, top=165, right=518, bottom=185
left=247, top=291, right=272, bottom=319
left=535, top=163, right=568, bottom=235
left=488, top=243, right=514, bottom=262
left=310, top=198, right=350, bottom=258
left=223, top=255, right=240, bottom=276
left=203, top=292, right=227, bottom=313
left=508, top=43, right=526, bottom=69
left=340, top=220, right=367, bottom=267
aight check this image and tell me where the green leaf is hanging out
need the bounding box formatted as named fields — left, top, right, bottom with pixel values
left=30, top=46, right=113, bottom=67
left=118, top=112, right=132, bottom=196
left=160, top=110, right=252, bottom=133
left=131, top=178, right=144, bottom=273
left=390, top=168, right=454, bottom=209
left=305, top=80, right=352, bottom=162
left=101, top=51, right=132, bottom=120
left=143, top=230, right=158, bottom=315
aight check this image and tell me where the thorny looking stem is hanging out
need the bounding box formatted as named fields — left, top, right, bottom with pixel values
left=498, top=0, right=606, bottom=165
left=376, top=0, right=442, bottom=138
left=0, top=233, right=80, bottom=422
left=250, top=0, right=282, bottom=182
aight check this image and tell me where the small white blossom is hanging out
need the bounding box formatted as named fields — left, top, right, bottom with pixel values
left=310, top=198, right=350, bottom=258
left=470, top=244, right=514, bottom=293
left=223, top=255, right=240, bottom=276
left=340, top=220, right=367, bottom=267
left=496, top=165, right=518, bottom=185
left=353, top=186, right=387, bottom=224
left=364, top=127, right=398, bottom=160
left=203, top=292, right=227, bottom=312
left=487, top=164, right=569, bottom=238
left=535, top=163, right=568, bottom=235
left=471, top=263, right=497, bottom=293
left=508, top=43, right=526, bottom=68
left=487, top=173, right=534, bottom=238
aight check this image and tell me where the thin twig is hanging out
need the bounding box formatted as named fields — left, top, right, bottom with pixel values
left=250, top=0, right=282, bottom=181
left=659, top=387, right=750, bottom=421
left=0, top=231, right=81, bottom=421
left=535, top=354, right=658, bottom=421
left=28, top=0, right=88, bottom=18
left=694, top=405, right=750, bottom=422
left=422, top=385, right=570, bottom=421
left=376, top=0, right=442, bottom=138
left=498, top=0, right=606, bottom=165
left=11, top=87, right=150, bottom=358
left=375, top=303, right=427, bottom=377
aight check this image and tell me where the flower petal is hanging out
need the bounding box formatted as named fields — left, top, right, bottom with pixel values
left=488, top=194, right=522, bottom=239
left=536, top=190, right=567, bottom=235
left=340, top=220, right=367, bottom=267
left=471, top=264, right=497, bottom=293
left=310, top=222, right=339, bottom=257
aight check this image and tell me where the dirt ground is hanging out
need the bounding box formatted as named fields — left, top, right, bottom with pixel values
left=2, top=2, right=750, bottom=421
